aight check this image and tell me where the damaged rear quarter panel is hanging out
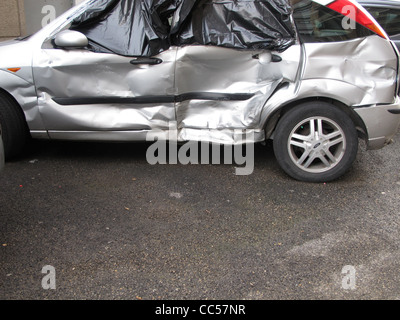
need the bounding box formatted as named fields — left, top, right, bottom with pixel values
left=300, top=36, right=398, bottom=106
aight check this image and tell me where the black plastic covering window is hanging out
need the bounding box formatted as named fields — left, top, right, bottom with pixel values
left=71, top=0, right=296, bottom=57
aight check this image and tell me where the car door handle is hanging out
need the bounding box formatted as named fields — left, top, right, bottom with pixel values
left=252, top=53, right=282, bottom=63
left=130, top=57, right=163, bottom=65
left=271, top=54, right=282, bottom=63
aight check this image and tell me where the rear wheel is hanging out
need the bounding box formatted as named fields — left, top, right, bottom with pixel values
left=273, top=102, right=358, bottom=182
left=0, top=92, right=29, bottom=159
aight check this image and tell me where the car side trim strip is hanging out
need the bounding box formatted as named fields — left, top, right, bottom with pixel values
left=52, top=93, right=255, bottom=106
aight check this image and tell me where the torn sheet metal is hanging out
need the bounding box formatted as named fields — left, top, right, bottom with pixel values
left=71, top=0, right=296, bottom=57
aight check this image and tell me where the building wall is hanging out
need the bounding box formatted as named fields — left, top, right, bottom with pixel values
left=0, top=0, right=26, bottom=42
left=0, top=0, right=83, bottom=42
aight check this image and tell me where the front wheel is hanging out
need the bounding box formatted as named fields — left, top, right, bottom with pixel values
left=273, top=102, right=358, bottom=182
left=0, top=92, right=29, bottom=159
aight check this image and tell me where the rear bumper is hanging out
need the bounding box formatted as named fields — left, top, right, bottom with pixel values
left=353, top=97, right=400, bottom=150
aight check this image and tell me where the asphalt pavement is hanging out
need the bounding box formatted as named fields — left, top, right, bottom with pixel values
left=1, top=130, right=400, bottom=300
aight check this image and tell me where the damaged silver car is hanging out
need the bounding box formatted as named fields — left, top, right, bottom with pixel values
left=0, top=0, right=399, bottom=182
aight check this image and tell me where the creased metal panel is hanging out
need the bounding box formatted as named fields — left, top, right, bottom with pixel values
left=34, top=48, right=177, bottom=96
left=33, top=47, right=177, bottom=131
left=302, top=36, right=398, bottom=105
left=40, top=96, right=176, bottom=131
left=174, top=45, right=301, bottom=135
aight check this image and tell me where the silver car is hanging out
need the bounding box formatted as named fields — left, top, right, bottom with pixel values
left=0, top=0, right=399, bottom=182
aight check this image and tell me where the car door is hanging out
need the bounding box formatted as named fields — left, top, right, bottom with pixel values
left=172, top=0, right=300, bottom=143
left=32, top=47, right=177, bottom=139
left=31, top=1, right=177, bottom=140
left=174, top=45, right=301, bottom=142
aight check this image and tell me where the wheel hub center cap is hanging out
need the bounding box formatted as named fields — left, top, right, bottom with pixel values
left=313, top=142, right=321, bottom=149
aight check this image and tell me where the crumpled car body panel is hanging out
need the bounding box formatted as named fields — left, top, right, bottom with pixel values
left=174, top=44, right=301, bottom=132
left=32, top=42, right=301, bottom=141
left=0, top=0, right=398, bottom=149
left=33, top=47, right=177, bottom=133
left=301, top=36, right=398, bottom=106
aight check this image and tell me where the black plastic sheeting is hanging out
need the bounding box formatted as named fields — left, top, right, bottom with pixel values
left=71, top=0, right=296, bottom=57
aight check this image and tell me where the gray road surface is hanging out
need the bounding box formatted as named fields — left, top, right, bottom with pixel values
left=1, top=130, right=400, bottom=300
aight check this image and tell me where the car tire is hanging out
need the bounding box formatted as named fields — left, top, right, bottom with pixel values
left=273, top=102, right=358, bottom=182
left=0, top=92, right=28, bottom=159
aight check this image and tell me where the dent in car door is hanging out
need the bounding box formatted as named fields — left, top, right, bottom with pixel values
left=174, top=45, right=301, bottom=143
left=32, top=46, right=177, bottom=139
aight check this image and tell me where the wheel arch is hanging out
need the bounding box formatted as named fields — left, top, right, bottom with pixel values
left=263, top=96, right=368, bottom=142
left=0, top=87, right=29, bottom=125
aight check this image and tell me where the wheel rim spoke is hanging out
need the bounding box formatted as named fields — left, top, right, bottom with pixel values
left=319, top=153, right=331, bottom=167
left=297, top=149, right=312, bottom=166
left=288, top=116, right=346, bottom=173
left=290, top=139, right=306, bottom=149
left=326, top=132, right=344, bottom=148
left=317, top=119, right=323, bottom=136
left=303, top=153, right=317, bottom=168
left=325, top=130, right=342, bottom=141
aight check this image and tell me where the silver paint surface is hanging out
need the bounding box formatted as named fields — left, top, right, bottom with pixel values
left=174, top=44, right=301, bottom=140
left=33, top=47, right=177, bottom=134
left=301, top=36, right=398, bottom=106
left=0, top=0, right=399, bottom=148
left=353, top=97, right=400, bottom=149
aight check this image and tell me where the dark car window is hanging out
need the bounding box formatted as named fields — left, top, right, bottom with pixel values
left=292, top=0, right=375, bottom=43
left=364, top=6, right=400, bottom=37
